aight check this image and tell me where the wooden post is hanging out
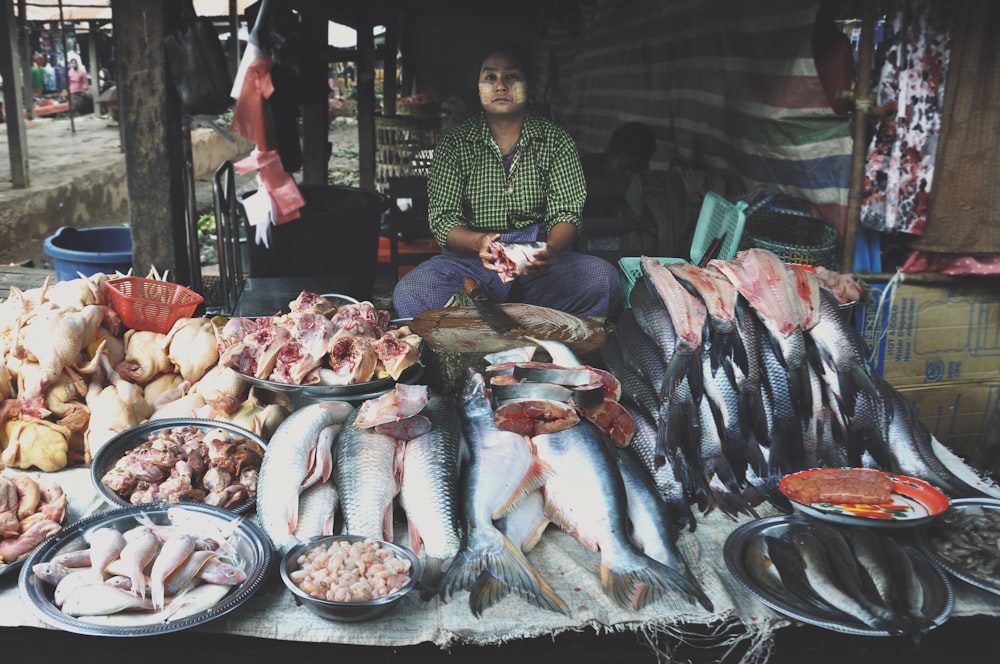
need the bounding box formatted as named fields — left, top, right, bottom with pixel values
left=87, top=22, right=99, bottom=104
left=228, top=0, right=239, bottom=81
left=112, top=0, right=194, bottom=286
left=1, top=0, right=29, bottom=188
left=356, top=16, right=376, bottom=190
left=300, top=9, right=329, bottom=185
left=17, top=0, right=33, bottom=121
left=382, top=11, right=398, bottom=117
left=841, top=0, right=878, bottom=274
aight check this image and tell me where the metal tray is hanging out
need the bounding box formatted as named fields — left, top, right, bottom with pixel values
left=724, top=515, right=953, bottom=636
left=916, top=497, right=1000, bottom=597
left=19, top=503, right=272, bottom=636
left=90, top=418, right=267, bottom=515
left=240, top=328, right=426, bottom=406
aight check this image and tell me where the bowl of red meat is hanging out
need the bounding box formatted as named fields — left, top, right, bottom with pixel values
left=91, top=419, right=266, bottom=515
left=279, top=534, right=420, bottom=622
left=214, top=292, right=425, bottom=404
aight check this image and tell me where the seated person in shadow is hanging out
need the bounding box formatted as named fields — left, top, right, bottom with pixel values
left=580, top=121, right=661, bottom=256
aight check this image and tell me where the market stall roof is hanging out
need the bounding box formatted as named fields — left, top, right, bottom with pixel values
left=17, top=0, right=257, bottom=22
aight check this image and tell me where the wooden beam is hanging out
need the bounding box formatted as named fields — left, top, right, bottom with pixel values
left=300, top=9, right=329, bottom=185
left=18, top=0, right=33, bottom=121
left=112, top=0, right=194, bottom=286
left=382, top=9, right=398, bottom=116
left=841, top=0, right=878, bottom=274
left=1, top=0, right=29, bottom=187
left=356, top=15, right=376, bottom=189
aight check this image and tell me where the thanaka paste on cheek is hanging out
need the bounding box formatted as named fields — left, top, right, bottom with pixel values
left=511, top=81, right=528, bottom=104
left=478, top=83, right=492, bottom=105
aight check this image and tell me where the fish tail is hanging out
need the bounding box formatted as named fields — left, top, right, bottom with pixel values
left=150, top=580, right=165, bottom=611
left=440, top=529, right=544, bottom=610
left=467, top=571, right=509, bottom=617
left=417, top=555, right=449, bottom=602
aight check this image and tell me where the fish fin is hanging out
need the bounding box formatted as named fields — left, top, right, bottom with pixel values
left=493, top=456, right=551, bottom=519
left=417, top=555, right=448, bottom=601
left=467, top=571, right=508, bottom=617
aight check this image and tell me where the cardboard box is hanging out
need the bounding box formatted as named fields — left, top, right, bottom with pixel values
left=854, top=274, right=1000, bottom=458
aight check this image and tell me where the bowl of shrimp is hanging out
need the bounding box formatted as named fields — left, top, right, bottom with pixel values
left=279, top=534, right=421, bottom=622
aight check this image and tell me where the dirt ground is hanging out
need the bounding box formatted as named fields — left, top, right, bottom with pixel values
left=0, top=113, right=361, bottom=269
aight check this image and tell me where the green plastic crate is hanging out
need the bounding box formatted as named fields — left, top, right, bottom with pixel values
left=617, top=256, right=686, bottom=308
left=690, top=191, right=748, bottom=266
left=617, top=191, right=747, bottom=308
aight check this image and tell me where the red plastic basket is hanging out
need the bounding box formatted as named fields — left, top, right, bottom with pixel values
left=105, top=277, right=204, bottom=334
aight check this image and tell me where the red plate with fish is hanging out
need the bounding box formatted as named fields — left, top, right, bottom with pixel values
left=779, top=468, right=950, bottom=527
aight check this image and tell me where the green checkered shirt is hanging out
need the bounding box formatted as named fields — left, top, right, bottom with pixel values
left=427, top=112, right=587, bottom=248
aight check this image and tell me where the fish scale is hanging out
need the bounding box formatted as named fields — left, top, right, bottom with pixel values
left=335, top=409, right=402, bottom=541
left=398, top=393, right=464, bottom=595
left=438, top=369, right=567, bottom=617
left=532, top=419, right=703, bottom=611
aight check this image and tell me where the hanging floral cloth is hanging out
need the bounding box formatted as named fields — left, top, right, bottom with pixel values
left=860, top=0, right=954, bottom=235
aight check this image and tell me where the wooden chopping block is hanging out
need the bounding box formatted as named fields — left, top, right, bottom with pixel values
left=409, top=304, right=607, bottom=395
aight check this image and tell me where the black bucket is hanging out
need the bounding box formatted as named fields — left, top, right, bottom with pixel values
left=243, top=186, right=389, bottom=301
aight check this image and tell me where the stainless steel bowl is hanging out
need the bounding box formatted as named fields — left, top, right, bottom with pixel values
left=90, top=419, right=267, bottom=516
left=279, top=535, right=421, bottom=622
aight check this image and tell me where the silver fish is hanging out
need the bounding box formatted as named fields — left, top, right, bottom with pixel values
left=256, top=400, right=355, bottom=550
left=532, top=419, right=702, bottom=611
left=150, top=534, right=196, bottom=610
left=807, top=522, right=908, bottom=637
left=612, top=443, right=713, bottom=611
left=620, top=400, right=694, bottom=532
left=439, top=369, right=567, bottom=617
left=164, top=582, right=233, bottom=621
left=86, top=526, right=126, bottom=576
left=61, top=584, right=155, bottom=617
left=286, top=476, right=339, bottom=554
left=786, top=523, right=902, bottom=634
left=116, top=525, right=159, bottom=599
left=334, top=408, right=402, bottom=540
left=398, top=393, right=464, bottom=597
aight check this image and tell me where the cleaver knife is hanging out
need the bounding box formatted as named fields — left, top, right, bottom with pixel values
left=463, top=277, right=521, bottom=334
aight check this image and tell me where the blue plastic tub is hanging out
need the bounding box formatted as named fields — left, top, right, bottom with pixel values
left=43, top=226, right=133, bottom=281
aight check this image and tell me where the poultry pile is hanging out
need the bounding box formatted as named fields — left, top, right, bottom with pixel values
left=0, top=273, right=294, bottom=472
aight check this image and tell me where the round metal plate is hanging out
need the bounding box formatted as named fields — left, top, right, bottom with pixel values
left=19, top=503, right=272, bottom=636
left=724, top=515, right=953, bottom=636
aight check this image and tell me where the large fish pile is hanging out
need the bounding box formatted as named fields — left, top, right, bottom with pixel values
left=602, top=250, right=995, bottom=529
left=255, top=364, right=715, bottom=618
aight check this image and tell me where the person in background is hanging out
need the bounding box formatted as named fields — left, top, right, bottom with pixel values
left=392, top=44, right=621, bottom=320
left=67, top=58, right=89, bottom=115
left=581, top=121, right=657, bottom=180
left=31, top=59, right=44, bottom=97
left=43, top=58, right=56, bottom=94
left=580, top=121, right=661, bottom=257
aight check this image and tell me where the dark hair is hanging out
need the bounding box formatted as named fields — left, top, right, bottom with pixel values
left=608, top=122, right=657, bottom=169
left=476, top=41, right=532, bottom=84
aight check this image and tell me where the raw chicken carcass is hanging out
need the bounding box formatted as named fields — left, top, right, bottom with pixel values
left=162, top=317, right=220, bottom=384
left=288, top=290, right=340, bottom=317
left=84, top=356, right=153, bottom=463
left=1, top=416, right=72, bottom=472
left=17, top=303, right=119, bottom=406
left=117, top=329, right=172, bottom=384
left=325, top=336, right=378, bottom=385
left=329, top=301, right=390, bottom=339
left=191, top=365, right=249, bottom=414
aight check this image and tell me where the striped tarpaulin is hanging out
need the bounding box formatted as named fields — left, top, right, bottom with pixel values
left=535, top=0, right=852, bottom=231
